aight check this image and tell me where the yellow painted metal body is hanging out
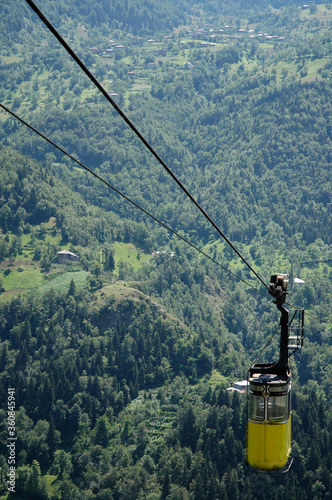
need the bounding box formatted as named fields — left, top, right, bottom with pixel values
left=247, top=416, right=291, bottom=471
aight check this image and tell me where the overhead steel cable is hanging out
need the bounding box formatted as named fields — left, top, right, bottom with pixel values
left=24, top=0, right=269, bottom=293
left=0, top=109, right=323, bottom=322
left=0, top=102, right=270, bottom=300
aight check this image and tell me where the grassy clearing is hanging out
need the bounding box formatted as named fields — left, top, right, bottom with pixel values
left=1, top=55, right=22, bottom=64
left=38, top=270, right=89, bottom=295
left=113, top=241, right=152, bottom=271
left=273, top=59, right=302, bottom=82
left=202, top=239, right=226, bottom=254
left=0, top=231, right=150, bottom=301
left=20, top=234, right=33, bottom=247
left=270, top=55, right=328, bottom=84
left=129, top=80, right=151, bottom=92
left=2, top=269, right=43, bottom=291
left=1, top=268, right=91, bottom=302
left=302, top=57, right=330, bottom=81
left=81, top=88, right=98, bottom=99
left=0, top=266, right=86, bottom=303
left=241, top=56, right=259, bottom=71
left=0, top=223, right=75, bottom=302
left=92, top=281, right=146, bottom=307
left=300, top=4, right=332, bottom=23
left=126, top=79, right=152, bottom=102
left=31, top=69, right=52, bottom=82
left=44, top=474, right=59, bottom=495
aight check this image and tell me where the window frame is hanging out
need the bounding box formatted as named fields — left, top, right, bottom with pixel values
left=267, top=393, right=288, bottom=423
left=248, top=392, right=265, bottom=422
left=248, top=382, right=291, bottom=424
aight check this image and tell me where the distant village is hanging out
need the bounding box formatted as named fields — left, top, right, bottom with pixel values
left=91, top=25, right=286, bottom=50
left=89, top=21, right=289, bottom=73
left=90, top=26, right=286, bottom=60
left=86, top=4, right=315, bottom=98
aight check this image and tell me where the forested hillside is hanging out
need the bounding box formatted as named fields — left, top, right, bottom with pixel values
left=0, top=0, right=331, bottom=499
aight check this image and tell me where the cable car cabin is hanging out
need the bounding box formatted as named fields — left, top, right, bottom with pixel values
left=246, top=274, right=303, bottom=474
left=247, top=370, right=291, bottom=472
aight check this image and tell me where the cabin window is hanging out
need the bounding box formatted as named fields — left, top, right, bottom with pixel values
left=249, top=394, right=265, bottom=421
left=267, top=394, right=288, bottom=422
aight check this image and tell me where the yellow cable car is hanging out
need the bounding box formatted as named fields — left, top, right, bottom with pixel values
left=246, top=274, right=303, bottom=473
left=247, top=372, right=291, bottom=472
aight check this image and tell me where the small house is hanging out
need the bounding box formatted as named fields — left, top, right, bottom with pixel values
left=58, top=250, right=80, bottom=264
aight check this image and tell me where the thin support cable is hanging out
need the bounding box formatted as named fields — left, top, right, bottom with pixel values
left=24, top=0, right=269, bottom=292
left=0, top=102, right=270, bottom=300
left=250, top=324, right=281, bottom=369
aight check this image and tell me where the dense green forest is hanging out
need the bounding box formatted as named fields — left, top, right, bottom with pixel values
left=0, top=0, right=331, bottom=499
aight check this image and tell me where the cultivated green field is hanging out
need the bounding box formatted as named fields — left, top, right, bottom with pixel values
left=113, top=241, right=152, bottom=271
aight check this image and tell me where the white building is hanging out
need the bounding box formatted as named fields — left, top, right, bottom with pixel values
left=227, top=380, right=248, bottom=393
